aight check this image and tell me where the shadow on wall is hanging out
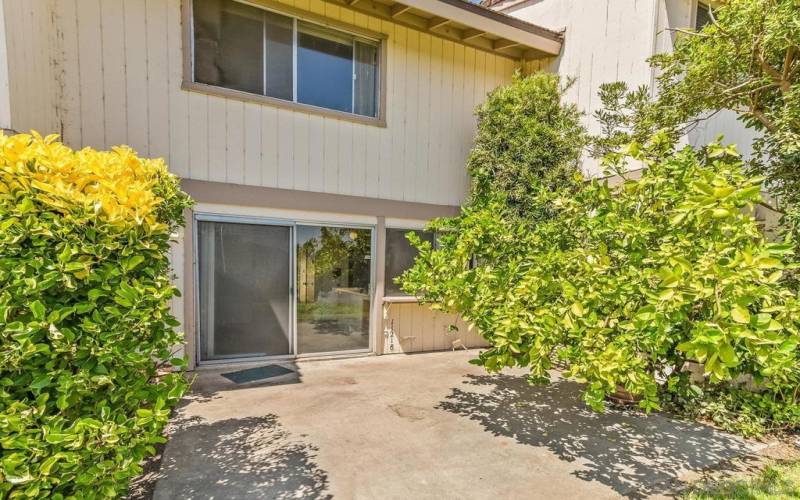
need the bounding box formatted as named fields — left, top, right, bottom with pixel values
left=145, top=413, right=332, bottom=500
left=436, top=374, right=752, bottom=499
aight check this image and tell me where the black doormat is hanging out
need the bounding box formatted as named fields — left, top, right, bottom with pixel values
left=221, top=364, right=295, bottom=384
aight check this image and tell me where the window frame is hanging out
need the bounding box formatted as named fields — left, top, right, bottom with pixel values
left=693, top=1, right=713, bottom=30
left=383, top=226, right=438, bottom=298
left=182, top=0, right=388, bottom=127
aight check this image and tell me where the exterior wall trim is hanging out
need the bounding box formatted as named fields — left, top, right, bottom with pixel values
left=180, top=179, right=462, bottom=220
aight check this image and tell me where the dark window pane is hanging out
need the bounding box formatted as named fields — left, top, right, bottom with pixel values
left=354, top=40, right=378, bottom=117
left=297, top=21, right=354, bottom=113
left=198, top=221, right=292, bottom=361
left=695, top=2, right=712, bottom=29
left=194, top=0, right=264, bottom=95
left=385, top=229, right=435, bottom=296
left=264, top=11, right=293, bottom=100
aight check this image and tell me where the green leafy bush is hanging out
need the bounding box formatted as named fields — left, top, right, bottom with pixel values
left=466, top=72, right=586, bottom=221
left=666, top=384, right=800, bottom=438
left=594, top=0, right=800, bottom=284
left=0, top=132, right=192, bottom=497
left=402, top=133, right=800, bottom=423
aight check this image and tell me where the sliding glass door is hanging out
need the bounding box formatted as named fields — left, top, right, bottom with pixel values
left=197, top=218, right=372, bottom=363
left=296, top=225, right=372, bottom=354
left=198, top=220, right=292, bottom=361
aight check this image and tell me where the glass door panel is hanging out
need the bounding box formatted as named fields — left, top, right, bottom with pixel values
left=198, top=221, right=292, bottom=361
left=296, top=225, right=372, bottom=354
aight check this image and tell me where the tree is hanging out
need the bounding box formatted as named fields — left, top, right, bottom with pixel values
left=593, top=0, right=800, bottom=283
left=403, top=134, right=800, bottom=422
left=651, top=0, right=798, bottom=175
left=466, top=72, right=586, bottom=221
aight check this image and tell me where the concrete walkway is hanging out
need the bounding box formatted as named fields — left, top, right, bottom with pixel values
left=149, top=351, right=761, bottom=499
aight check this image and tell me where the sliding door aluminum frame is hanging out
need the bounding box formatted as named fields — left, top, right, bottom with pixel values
left=192, top=212, right=376, bottom=366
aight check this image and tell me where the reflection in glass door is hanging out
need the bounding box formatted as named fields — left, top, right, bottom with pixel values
left=198, top=220, right=292, bottom=361
left=296, top=225, right=372, bottom=354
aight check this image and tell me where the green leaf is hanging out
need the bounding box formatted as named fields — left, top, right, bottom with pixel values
left=718, top=343, right=739, bottom=367
left=30, top=300, right=46, bottom=321
left=30, top=375, right=51, bottom=390
left=731, top=306, right=750, bottom=324
left=711, top=208, right=731, bottom=219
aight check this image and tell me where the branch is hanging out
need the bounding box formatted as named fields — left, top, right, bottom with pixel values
left=722, top=78, right=778, bottom=97
left=707, top=5, right=732, bottom=37
left=665, top=27, right=711, bottom=38
left=751, top=107, right=778, bottom=133
left=759, top=53, right=791, bottom=94
left=782, top=45, right=795, bottom=81
left=757, top=200, right=786, bottom=215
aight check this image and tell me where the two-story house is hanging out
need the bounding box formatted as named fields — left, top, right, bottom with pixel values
left=0, top=0, right=562, bottom=369
left=0, top=0, right=754, bottom=370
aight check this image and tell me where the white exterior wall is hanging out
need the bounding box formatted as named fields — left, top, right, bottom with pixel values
left=3, top=0, right=519, bottom=207
left=3, top=0, right=60, bottom=135
left=0, top=1, right=12, bottom=130
left=652, top=0, right=758, bottom=158
left=512, top=0, right=659, bottom=175
left=506, top=0, right=758, bottom=174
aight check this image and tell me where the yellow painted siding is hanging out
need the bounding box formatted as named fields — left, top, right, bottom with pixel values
left=382, top=302, right=487, bottom=354
left=5, top=0, right=517, bottom=207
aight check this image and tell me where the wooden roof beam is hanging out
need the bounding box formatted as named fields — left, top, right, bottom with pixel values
left=317, top=0, right=541, bottom=60
left=493, top=38, right=519, bottom=50
left=390, top=3, right=412, bottom=18
left=428, top=16, right=450, bottom=30
left=461, top=28, right=486, bottom=41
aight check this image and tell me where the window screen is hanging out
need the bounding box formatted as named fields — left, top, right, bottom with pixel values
left=194, top=0, right=264, bottom=95
left=354, top=41, right=379, bottom=117
left=192, top=0, right=380, bottom=118
left=385, top=228, right=435, bottom=296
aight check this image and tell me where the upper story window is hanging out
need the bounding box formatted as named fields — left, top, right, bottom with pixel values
left=192, top=0, right=380, bottom=119
left=695, top=2, right=712, bottom=29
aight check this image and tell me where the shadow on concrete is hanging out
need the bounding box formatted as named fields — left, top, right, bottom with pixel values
left=151, top=414, right=332, bottom=500
left=437, top=374, right=752, bottom=498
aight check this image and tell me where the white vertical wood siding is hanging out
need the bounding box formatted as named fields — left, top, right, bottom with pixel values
left=510, top=0, right=758, bottom=173
left=3, top=0, right=60, bottom=136
left=512, top=0, right=658, bottom=176
left=382, top=302, right=487, bottom=354
left=4, top=0, right=517, bottom=207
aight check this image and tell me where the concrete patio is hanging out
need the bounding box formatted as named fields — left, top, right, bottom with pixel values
left=146, top=350, right=763, bottom=499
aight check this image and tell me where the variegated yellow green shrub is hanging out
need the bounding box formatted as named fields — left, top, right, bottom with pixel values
left=0, top=132, right=192, bottom=498
left=402, top=133, right=800, bottom=436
